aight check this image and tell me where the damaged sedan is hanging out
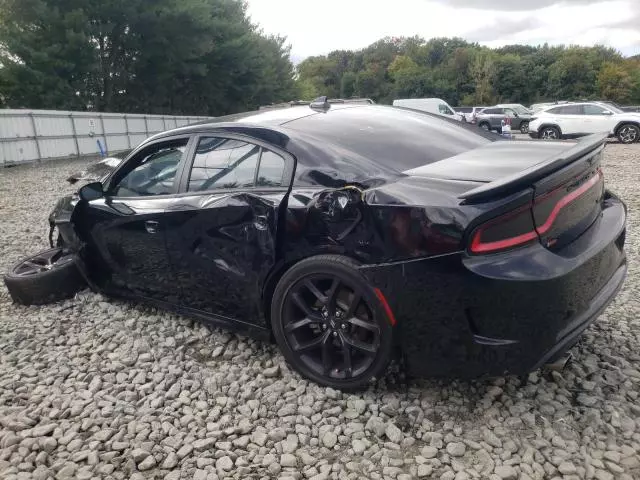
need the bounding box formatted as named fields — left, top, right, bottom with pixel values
left=4, top=101, right=627, bottom=389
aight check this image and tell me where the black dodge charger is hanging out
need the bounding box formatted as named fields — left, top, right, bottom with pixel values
left=5, top=101, right=627, bottom=389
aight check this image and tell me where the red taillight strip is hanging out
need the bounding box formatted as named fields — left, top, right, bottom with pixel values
left=535, top=169, right=603, bottom=235
left=470, top=169, right=603, bottom=255
left=470, top=229, right=538, bottom=254
left=374, top=288, right=397, bottom=326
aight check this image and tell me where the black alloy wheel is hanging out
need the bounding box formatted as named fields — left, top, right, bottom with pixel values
left=4, top=247, right=86, bottom=305
left=520, top=121, right=530, bottom=134
left=271, top=255, right=393, bottom=390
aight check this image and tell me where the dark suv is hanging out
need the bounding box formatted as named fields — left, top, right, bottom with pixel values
left=476, top=106, right=532, bottom=134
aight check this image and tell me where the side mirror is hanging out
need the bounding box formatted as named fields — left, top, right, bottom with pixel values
left=602, top=110, right=613, bottom=115
left=78, top=181, right=104, bottom=201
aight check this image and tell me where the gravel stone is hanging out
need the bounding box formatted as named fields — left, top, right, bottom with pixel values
left=446, top=442, right=466, bottom=457
left=280, top=453, right=297, bottom=467
left=385, top=423, right=403, bottom=443
left=421, top=446, right=439, bottom=458
left=494, top=465, right=517, bottom=479
left=1, top=146, right=639, bottom=479
left=321, top=431, right=338, bottom=448
left=216, top=456, right=233, bottom=471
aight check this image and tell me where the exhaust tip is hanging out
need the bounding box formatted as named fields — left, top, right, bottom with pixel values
left=544, top=353, right=573, bottom=372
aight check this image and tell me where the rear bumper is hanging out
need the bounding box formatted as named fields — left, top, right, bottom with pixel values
left=361, top=193, right=627, bottom=378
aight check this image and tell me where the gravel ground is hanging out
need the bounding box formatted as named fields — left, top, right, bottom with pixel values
left=1, top=143, right=639, bottom=480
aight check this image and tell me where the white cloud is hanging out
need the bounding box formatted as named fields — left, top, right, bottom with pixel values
left=245, top=0, right=640, bottom=60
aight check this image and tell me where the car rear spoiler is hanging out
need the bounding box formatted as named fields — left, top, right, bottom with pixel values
left=458, top=133, right=608, bottom=204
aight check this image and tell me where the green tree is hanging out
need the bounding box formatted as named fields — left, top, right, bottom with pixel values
left=547, top=49, right=598, bottom=100
left=597, top=62, right=633, bottom=103
left=0, top=0, right=296, bottom=114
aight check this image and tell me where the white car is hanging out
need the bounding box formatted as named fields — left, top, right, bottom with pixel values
left=529, top=102, right=640, bottom=144
left=393, top=98, right=463, bottom=121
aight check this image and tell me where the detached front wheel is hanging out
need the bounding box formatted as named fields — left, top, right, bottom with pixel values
left=4, top=248, right=86, bottom=306
left=271, top=255, right=394, bottom=390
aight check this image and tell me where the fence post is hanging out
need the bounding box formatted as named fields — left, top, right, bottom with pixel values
left=124, top=114, right=132, bottom=148
left=29, top=112, right=42, bottom=162
left=99, top=113, right=108, bottom=155
left=69, top=113, right=80, bottom=157
left=144, top=115, right=149, bottom=137
left=162, top=117, right=167, bottom=131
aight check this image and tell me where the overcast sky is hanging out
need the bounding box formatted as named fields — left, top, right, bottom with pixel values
left=245, top=0, right=640, bottom=62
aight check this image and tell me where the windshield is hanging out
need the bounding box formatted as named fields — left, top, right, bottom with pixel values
left=511, top=105, right=531, bottom=115
left=600, top=103, right=624, bottom=114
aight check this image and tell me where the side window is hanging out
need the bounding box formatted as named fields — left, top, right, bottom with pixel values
left=188, top=137, right=260, bottom=191
left=505, top=108, right=517, bottom=117
left=439, top=104, right=453, bottom=115
left=111, top=140, right=187, bottom=197
left=256, top=150, right=286, bottom=187
left=484, top=108, right=499, bottom=115
left=583, top=104, right=607, bottom=115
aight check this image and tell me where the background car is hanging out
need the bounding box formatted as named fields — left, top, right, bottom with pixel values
left=393, top=98, right=463, bottom=121
left=530, top=101, right=570, bottom=112
left=476, top=106, right=532, bottom=133
left=529, top=102, right=640, bottom=143
left=454, top=106, right=486, bottom=123
left=496, top=103, right=533, bottom=115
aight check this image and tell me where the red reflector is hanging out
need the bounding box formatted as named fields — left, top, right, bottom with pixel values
left=374, top=288, right=397, bottom=326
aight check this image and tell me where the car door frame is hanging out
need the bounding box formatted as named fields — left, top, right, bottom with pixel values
left=78, top=133, right=197, bottom=300
left=161, top=129, right=296, bottom=331
left=173, top=130, right=296, bottom=195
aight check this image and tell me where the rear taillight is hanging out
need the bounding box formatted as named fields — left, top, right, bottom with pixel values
left=469, top=204, right=537, bottom=254
left=469, top=169, right=604, bottom=255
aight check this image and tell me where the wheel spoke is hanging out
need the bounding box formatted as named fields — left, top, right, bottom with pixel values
left=339, top=334, right=353, bottom=378
left=321, top=334, right=332, bottom=374
left=291, top=292, right=314, bottom=317
left=326, top=278, right=341, bottom=315
left=292, top=330, right=329, bottom=352
left=342, top=333, right=378, bottom=355
left=285, top=316, right=321, bottom=333
left=346, top=316, right=380, bottom=335
left=343, top=292, right=362, bottom=319
left=303, top=279, right=327, bottom=304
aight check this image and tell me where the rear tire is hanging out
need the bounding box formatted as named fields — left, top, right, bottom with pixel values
left=479, top=122, right=490, bottom=131
left=4, top=248, right=86, bottom=306
left=520, top=121, right=530, bottom=134
left=271, top=255, right=394, bottom=390
left=617, top=124, right=639, bottom=144
left=540, top=126, right=561, bottom=140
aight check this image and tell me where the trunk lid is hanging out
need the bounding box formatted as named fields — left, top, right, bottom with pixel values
left=405, top=134, right=607, bottom=251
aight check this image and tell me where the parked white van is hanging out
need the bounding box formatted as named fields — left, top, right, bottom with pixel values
left=392, top=98, right=463, bottom=121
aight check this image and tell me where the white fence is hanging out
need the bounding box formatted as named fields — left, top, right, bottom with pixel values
left=0, top=109, right=212, bottom=166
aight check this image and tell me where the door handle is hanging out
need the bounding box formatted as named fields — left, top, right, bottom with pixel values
left=145, top=220, right=160, bottom=234
left=254, top=215, right=269, bottom=231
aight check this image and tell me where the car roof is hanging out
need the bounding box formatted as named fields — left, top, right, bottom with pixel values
left=145, top=104, right=499, bottom=188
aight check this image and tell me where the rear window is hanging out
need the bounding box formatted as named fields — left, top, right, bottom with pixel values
left=455, top=107, right=473, bottom=113
left=483, top=108, right=501, bottom=114
left=285, top=106, right=497, bottom=185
